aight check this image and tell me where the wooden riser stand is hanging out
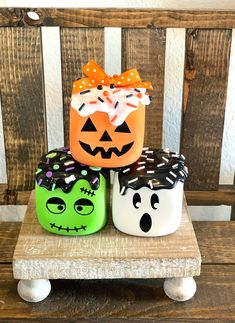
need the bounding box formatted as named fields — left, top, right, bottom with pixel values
left=13, top=191, right=201, bottom=302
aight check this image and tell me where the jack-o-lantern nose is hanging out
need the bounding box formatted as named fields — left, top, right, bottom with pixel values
left=100, top=130, right=112, bottom=142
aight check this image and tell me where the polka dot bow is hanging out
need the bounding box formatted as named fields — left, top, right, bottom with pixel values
left=72, top=60, right=153, bottom=94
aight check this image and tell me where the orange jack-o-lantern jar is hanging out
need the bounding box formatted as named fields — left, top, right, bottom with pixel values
left=69, top=60, right=152, bottom=168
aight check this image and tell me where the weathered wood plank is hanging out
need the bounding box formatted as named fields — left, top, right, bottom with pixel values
left=0, top=185, right=31, bottom=205
left=186, top=185, right=235, bottom=205
left=231, top=176, right=235, bottom=220
left=0, top=222, right=21, bottom=263
left=0, top=28, right=46, bottom=191
left=0, top=186, right=234, bottom=207
left=232, top=203, right=235, bottom=220
left=194, top=221, right=235, bottom=264
left=122, top=29, right=165, bottom=148
left=1, top=8, right=235, bottom=28
left=181, top=29, right=232, bottom=190
left=0, top=264, right=235, bottom=321
left=60, top=28, right=104, bottom=146
left=1, top=221, right=234, bottom=267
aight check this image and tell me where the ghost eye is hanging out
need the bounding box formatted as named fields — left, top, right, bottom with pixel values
left=74, top=198, right=94, bottom=215
left=133, top=193, right=141, bottom=209
left=151, top=193, right=159, bottom=210
left=81, top=117, right=97, bottom=132
left=46, top=197, right=66, bottom=214
left=115, top=121, right=130, bottom=133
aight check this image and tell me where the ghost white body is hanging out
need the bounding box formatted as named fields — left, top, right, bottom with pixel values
left=112, top=173, right=184, bottom=237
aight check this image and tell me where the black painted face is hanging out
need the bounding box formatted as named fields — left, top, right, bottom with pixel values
left=132, top=192, right=159, bottom=232
left=151, top=194, right=159, bottom=210
left=133, top=192, right=141, bottom=209
left=81, top=117, right=97, bottom=132
left=79, top=118, right=134, bottom=159
left=115, top=122, right=131, bottom=134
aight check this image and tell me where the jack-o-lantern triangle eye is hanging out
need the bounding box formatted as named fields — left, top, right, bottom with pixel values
left=115, top=121, right=131, bottom=133
left=81, top=118, right=97, bottom=132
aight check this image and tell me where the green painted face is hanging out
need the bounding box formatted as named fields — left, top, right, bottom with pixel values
left=35, top=176, right=107, bottom=236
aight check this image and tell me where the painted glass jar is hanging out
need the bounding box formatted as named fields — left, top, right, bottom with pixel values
left=112, top=148, right=188, bottom=237
left=35, top=148, right=107, bottom=236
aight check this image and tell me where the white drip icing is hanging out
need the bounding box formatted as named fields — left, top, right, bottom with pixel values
left=71, top=86, right=151, bottom=126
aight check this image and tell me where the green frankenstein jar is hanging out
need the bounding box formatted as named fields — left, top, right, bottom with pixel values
left=35, top=147, right=108, bottom=236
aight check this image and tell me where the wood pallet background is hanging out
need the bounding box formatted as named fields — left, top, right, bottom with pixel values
left=0, top=5, right=234, bottom=320
left=0, top=8, right=234, bottom=218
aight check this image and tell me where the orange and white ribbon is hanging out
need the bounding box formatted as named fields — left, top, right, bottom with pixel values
left=72, top=60, right=153, bottom=94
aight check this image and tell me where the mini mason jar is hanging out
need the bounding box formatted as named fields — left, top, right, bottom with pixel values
left=35, top=148, right=107, bottom=236
left=69, top=60, right=152, bottom=168
left=112, top=148, right=188, bottom=237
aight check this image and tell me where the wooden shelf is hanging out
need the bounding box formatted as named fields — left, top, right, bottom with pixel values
left=1, top=220, right=234, bottom=320
left=13, top=191, right=201, bottom=280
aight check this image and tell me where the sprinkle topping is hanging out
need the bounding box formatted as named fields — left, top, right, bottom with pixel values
left=137, top=166, right=145, bottom=171
left=35, top=148, right=107, bottom=193
left=148, top=180, right=153, bottom=189
left=128, top=177, right=138, bottom=184
left=169, top=171, right=177, bottom=178
left=117, top=148, right=188, bottom=195
left=71, top=86, right=151, bottom=126
left=138, top=161, right=146, bottom=165
left=166, top=177, right=174, bottom=184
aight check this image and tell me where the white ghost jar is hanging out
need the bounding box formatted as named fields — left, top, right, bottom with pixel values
left=112, top=148, right=188, bottom=237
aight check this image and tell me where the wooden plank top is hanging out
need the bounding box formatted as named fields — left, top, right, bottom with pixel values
left=2, top=221, right=234, bottom=266
left=13, top=191, right=201, bottom=280
left=1, top=8, right=235, bottom=28
left=1, top=218, right=234, bottom=320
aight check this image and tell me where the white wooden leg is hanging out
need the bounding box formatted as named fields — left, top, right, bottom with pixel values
left=163, top=277, right=196, bottom=301
left=17, top=279, right=51, bottom=302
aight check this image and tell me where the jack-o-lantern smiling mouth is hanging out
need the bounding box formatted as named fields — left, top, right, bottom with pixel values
left=79, top=141, right=134, bottom=159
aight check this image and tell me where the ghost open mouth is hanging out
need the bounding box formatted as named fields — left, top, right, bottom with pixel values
left=139, top=213, right=152, bottom=232
left=79, top=141, right=134, bottom=159
left=49, top=223, right=87, bottom=232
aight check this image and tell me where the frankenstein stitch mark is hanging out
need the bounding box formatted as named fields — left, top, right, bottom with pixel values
left=35, top=148, right=107, bottom=236
left=49, top=223, right=87, bottom=232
